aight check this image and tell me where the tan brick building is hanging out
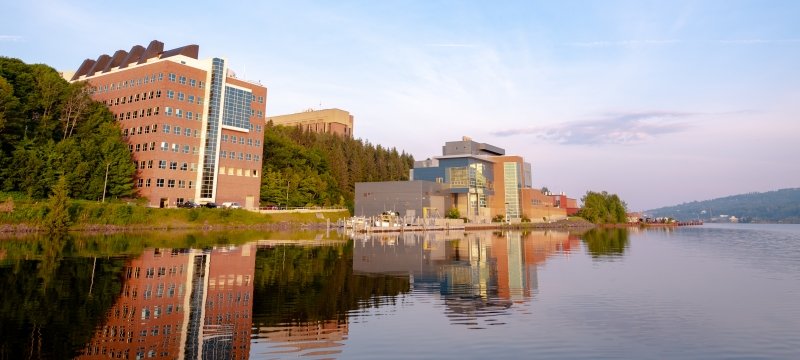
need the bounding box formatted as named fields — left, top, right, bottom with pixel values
left=267, top=108, right=353, bottom=137
left=69, top=40, right=266, bottom=209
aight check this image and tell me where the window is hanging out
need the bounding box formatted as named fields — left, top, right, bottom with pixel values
left=169, top=162, right=177, bottom=170
left=180, top=162, right=188, bottom=171
left=137, top=179, right=143, bottom=187
left=194, top=130, right=199, bottom=138
left=167, top=179, right=175, bottom=188
left=156, top=179, right=165, bottom=187
left=246, top=153, right=252, bottom=161
left=135, top=144, right=141, bottom=152
left=163, top=124, right=170, bottom=133
left=182, top=145, right=189, bottom=154
left=154, top=106, right=160, bottom=115
left=150, top=142, right=155, bottom=151
left=147, top=160, right=153, bottom=168
left=190, top=79, right=196, bottom=87
left=254, top=154, right=260, bottom=162
left=186, top=111, right=193, bottom=120
left=238, top=152, right=244, bottom=160
left=190, top=163, right=196, bottom=171
left=178, top=180, right=185, bottom=188
left=188, top=181, right=193, bottom=188
left=192, top=146, right=198, bottom=155
left=198, top=81, right=204, bottom=89
left=184, top=128, right=191, bottom=136
left=174, top=126, right=181, bottom=135
left=156, top=90, right=161, bottom=98
left=175, top=108, right=182, bottom=118
left=239, top=137, right=245, bottom=145
left=123, top=129, right=129, bottom=136
left=168, top=73, right=176, bottom=82
left=158, top=160, right=167, bottom=169
left=188, top=95, right=195, bottom=103
left=255, top=140, right=261, bottom=147
left=220, top=151, right=227, bottom=159
left=179, top=76, right=186, bottom=85
left=256, top=125, right=262, bottom=132
left=160, top=142, right=168, bottom=151
left=167, top=90, right=174, bottom=99
left=146, top=179, right=151, bottom=187
left=247, top=138, right=253, bottom=146
left=221, top=134, right=228, bottom=142
left=144, top=125, right=150, bottom=134
left=197, top=97, right=203, bottom=105
left=230, top=135, right=237, bottom=143
left=165, top=107, right=173, bottom=116
left=172, top=143, right=179, bottom=152
left=258, top=96, right=264, bottom=103
left=178, top=92, right=185, bottom=101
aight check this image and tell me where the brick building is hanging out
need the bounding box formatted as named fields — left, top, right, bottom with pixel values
left=267, top=108, right=353, bottom=137
left=68, top=40, right=266, bottom=209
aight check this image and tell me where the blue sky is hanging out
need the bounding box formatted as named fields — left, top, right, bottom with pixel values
left=2, top=0, right=799, bottom=210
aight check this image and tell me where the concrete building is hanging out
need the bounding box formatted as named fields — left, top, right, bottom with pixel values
left=68, top=40, right=266, bottom=209
left=267, top=108, right=353, bottom=137
left=354, top=180, right=449, bottom=218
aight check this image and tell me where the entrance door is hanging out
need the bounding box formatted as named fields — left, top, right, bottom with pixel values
left=159, top=198, right=168, bottom=208
left=245, top=196, right=254, bottom=210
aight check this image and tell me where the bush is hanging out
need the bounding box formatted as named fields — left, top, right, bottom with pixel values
left=445, top=207, right=461, bottom=219
left=492, top=214, right=506, bottom=223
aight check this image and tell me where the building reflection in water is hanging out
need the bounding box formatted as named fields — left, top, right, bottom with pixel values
left=77, top=244, right=255, bottom=360
left=353, top=230, right=579, bottom=326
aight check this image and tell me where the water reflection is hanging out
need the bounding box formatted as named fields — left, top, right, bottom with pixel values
left=353, top=230, right=580, bottom=328
left=580, top=228, right=630, bottom=259
left=77, top=245, right=256, bottom=360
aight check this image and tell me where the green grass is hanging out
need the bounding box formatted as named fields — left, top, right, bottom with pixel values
left=0, top=194, right=349, bottom=230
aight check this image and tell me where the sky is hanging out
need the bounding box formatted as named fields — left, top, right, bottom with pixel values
left=2, top=0, right=799, bottom=210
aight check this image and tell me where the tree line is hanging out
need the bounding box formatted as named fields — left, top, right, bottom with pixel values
left=260, top=123, right=414, bottom=210
left=0, top=57, right=134, bottom=201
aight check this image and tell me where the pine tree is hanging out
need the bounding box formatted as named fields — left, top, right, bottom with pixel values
left=44, top=176, right=71, bottom=232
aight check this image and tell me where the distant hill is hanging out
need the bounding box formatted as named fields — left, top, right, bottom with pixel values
left=646, top=188, right=800, bottom=224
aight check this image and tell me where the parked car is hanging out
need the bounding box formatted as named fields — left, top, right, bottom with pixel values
left=221, top=202, right=241, bottom=209
left=178, top=201, right=198, bottom=208
left=203, top=202, right=218, bottom=208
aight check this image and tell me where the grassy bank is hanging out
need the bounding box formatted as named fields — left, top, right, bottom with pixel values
left=0, top=193, right=349, bottom=232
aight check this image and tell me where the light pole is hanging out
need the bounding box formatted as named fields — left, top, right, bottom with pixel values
left=285, top=180, right=290, bottom=209
left=102, top=162, right=111, bottom=203
left=505, top=202, right=509, bottom=224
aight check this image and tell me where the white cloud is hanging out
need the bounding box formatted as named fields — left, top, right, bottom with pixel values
left=0, top=35, right=23, bottom=42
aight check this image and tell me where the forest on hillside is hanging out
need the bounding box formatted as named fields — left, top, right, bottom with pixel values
left=260, top=124, right=414, bottom=210
left=646, top=188, right=800, bottom=223
left=0, top=57, right=134, bottom=200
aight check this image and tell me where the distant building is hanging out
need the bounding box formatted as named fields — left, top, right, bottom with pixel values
left=267, top=108, right=353, bottom=137
left=68, top=40, right=266, bottom=209
left=357, top=136, right=568, bottom=222
left=550, top=193, right=579, bottom=216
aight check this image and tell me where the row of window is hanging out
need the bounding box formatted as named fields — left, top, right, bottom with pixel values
left=163, top=106, right=201, bottom=121
left=128, top=142, right=197, bottom=154
left=125, top=265, right=184, bottom=279
left=135, top=160, right=197, bottom=171
left=104, top=90, right=161, bottom=106
left=220, top=151, right=260, bottom=162
left=91, top=72, right=166, bottom=94
left=161, top=124, right=200, bottom=138
left=165, top=89, right=203, bottom=105
left=116, top=107, right=159, bottom=122
left=135, top=178, right=193, bottom=189
left=219, top=167, right=260, bottom=177
left=167, top=73, right=204, bottom=89
left=221, top=133, right=262, bottom=146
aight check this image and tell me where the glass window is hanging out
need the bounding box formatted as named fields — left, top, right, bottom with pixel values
left=169, top=162, right=177, bottom=170
left=156, top=179, right=164, bottom=187
left=179, top=76, right=186, bottom=85
left=222, top=134, right=228, bottom=142
left=190, top=79, right=196, bottom=87
left=183, top=145, right=190, bottom=154
left=159, top=160, right=167, bottom=169
left=177, top=92, right=184, bottom=101
left=167, top=179, right=175, bottom=188
left=167, top=90, right=174, bottom=99
left=172, top=144, right=179, bottom=152
left=160, top=142, right=168, bottom=151
left=181, top=163, right=188, bottom=171
left=188, top=95, right=195, bottom=103
left=168, top=73, right=176, bottom=82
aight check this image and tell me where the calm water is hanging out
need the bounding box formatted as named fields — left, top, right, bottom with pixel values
left=1, top=224, right=799, bottom=359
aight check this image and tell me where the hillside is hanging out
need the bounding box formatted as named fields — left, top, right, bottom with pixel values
left=646, top=188, right=800, bottom=223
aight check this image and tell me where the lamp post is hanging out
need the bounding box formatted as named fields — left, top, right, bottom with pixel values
left=285, top=180, right=289, bottom=209
left=505, top=202, right=509, bottom=224
left=102, top=162, right=111, bottom=203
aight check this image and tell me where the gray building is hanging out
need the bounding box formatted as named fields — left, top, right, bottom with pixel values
left=354, top=180, right=450, bottom=218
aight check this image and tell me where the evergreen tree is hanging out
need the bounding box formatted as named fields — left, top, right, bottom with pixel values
left=44, top=176, right=70, bottom=232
